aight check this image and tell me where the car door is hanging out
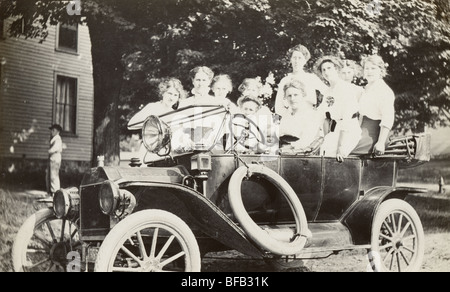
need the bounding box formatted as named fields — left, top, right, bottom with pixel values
left=316, top=157, right=361, bottom=221
left=280, top=156, right=322, bottom=221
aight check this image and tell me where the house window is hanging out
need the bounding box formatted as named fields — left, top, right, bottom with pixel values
left=0, top=57, right=5, bottom=88
left=0, top=19, right=6, bottom=39
left=0, top=61, right=3, bottom=88
left=55, top=75, right=77, bottom=134
left=57, top=23, right=78, bottom=53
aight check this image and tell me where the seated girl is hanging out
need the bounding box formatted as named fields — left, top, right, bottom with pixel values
left=279, top=78, right=325, bottom=153
left=340, top=59, right=363, bottom=84
left=314, top=56, right=362, bottom=162
left=128, top=78, right=186, bottom=130
left=127, top=78, right=187, bottom=165
left=239, top=78, right=280, bottom=152
left=230, top=96, right=264, bottom=153
left=238, top=78, right=272, bottom=116
left=179, top=66, right=215, bottom=107
left=351, top=55, right=395, bottom=156
left=178, top=67, right=229, bottom=151
left=237, top=95, right=261, bottom=116
left=211, top=74, right=238, bottom=112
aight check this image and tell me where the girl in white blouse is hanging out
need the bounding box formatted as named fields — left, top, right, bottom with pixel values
left=179, top=66, right=215, bottom=107
left=127, top=78, right=187, bottom=165
left=238, top=78, right=272, bottom=116
left=314, top=56, right=363, bottom=161
left=275, top=44, right=328, bottom=117
left=340, top=59, right=363, bottom=84
left=128, top=78, right=187, bottom=130
left=279, top=78, right=325, bottom=151
left=351, top=55, right=395, bottom=156
left=210, top=74, right=240, bottom=114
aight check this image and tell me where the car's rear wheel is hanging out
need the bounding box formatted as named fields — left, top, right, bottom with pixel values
left=12, top=208, right=81, bottom=272
left=369, top=199, right=425, bottom=272
left=94, top=209, right=201, bottom=272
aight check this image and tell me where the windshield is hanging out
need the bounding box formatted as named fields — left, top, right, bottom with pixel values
left=140, top=104, right=280, bottom=164
left=159, top=105, right=230, bottom=155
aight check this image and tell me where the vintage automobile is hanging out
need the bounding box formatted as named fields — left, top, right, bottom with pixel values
left=12, top=104, right=431, bottom=272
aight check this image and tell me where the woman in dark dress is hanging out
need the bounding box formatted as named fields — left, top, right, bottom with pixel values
left=351, top=55, right=395, bottom=156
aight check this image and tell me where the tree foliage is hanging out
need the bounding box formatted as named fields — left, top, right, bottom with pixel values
left=1, top=0, right=449, bottom=163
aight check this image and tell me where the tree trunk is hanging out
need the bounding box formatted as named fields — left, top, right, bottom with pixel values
left=87, top=18, right=124, bottom=166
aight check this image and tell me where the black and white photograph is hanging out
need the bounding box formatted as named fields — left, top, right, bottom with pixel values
left=0, top=0, right=449, bottom=274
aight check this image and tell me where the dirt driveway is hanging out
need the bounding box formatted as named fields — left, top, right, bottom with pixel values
left=202, top=191, right=450, bottom=272
left=201, top=232, right=450, bottom=272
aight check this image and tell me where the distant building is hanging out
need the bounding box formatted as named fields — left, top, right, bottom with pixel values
left=0, top=18, right=94, bottom=185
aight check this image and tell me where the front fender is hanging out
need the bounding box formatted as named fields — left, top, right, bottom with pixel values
left=120, top=181, right=264, bottom=258
left=342, top=186, right=427, bottom=245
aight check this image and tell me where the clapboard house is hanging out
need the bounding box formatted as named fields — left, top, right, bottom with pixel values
left=0, top=19, right=94, bottom=185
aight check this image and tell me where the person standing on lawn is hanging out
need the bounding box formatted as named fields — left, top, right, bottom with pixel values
left=46, top=124, right=63, bottom=197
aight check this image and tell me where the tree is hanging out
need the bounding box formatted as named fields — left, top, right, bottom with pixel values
left=1, top=0, right=449, bottom=165
left=118, top=0, right=450, bottom=133
left=267, top=0, right=450, bottom=132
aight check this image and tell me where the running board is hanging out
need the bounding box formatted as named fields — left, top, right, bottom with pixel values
left=260, top=222, right=370, bottom=258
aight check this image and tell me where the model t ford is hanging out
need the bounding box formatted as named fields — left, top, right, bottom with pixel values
left=12, top=104, right=431, bottom=272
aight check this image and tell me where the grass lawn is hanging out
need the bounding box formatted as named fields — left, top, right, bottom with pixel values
left=398, top=158, right=450, bottom=185
left=0, top=185, right=42, bottom=272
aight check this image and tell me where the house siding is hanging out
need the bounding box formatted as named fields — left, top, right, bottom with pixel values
left=0, top=20, right=94, bottom=165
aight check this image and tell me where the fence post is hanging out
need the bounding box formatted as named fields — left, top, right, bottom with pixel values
left=439, top=176, right=445, bottom=194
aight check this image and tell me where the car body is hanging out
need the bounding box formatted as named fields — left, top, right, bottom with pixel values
left=13, top=105, right=431, bottom=272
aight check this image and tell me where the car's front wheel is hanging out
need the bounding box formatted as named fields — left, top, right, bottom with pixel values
left=94, top=210, right=201, bottom=272
left=12, top=208, right=81, bottom=272
left=368, top=199, right=425, bottom=272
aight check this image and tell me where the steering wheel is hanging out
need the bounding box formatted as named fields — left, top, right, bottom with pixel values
left=226, top=114, right=267, bottom=152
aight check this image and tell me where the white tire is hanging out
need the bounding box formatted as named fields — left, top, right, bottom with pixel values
left=12, top=209, right=80, bottom=272
left=95, top=209, right=201, bottom=272
left=368, top=199, right=425, bottom=272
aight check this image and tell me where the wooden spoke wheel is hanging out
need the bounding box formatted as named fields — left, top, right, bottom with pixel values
left=369, top=199, right=425, bottom=272
left=12, top=209, right=80, bottom=272
left=94, top=210, right=201, bottom=272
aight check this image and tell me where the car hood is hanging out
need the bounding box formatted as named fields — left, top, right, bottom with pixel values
left=80, top=166, right=188, bottom=186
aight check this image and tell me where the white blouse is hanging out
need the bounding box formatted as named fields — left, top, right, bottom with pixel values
left=359, top=79, right=396, bottom=130
left=322, top=81, right=363, bottom=132
left=280, top=107, right=324, bottom=149
left=319, top=81, right=363, bottom=157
